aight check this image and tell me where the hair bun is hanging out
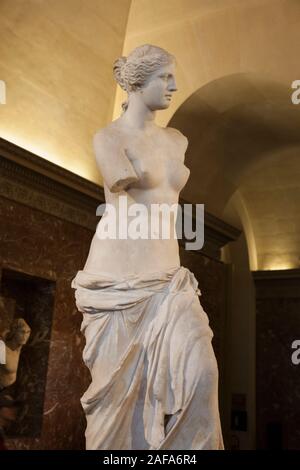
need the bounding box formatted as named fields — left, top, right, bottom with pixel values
left=113, top=56, right=127, bottom=91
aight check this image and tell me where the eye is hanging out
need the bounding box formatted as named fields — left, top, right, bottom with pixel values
left=159, top=74, right=169, bottom=80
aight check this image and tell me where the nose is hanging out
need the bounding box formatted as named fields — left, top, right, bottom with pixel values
left=168, top=77, right=177, bottom=92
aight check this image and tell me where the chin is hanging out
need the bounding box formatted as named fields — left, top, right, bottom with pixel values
left=157, top=102, right=170, bottom=110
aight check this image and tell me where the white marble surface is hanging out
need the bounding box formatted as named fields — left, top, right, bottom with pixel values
left=72, top=45, right=223, bottom=450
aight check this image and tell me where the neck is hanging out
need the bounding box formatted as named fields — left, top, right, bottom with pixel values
left=121, top=93, right=156, bottom=130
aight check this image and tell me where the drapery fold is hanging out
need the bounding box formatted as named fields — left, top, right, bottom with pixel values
left=71, top=266, right=224, bottom=450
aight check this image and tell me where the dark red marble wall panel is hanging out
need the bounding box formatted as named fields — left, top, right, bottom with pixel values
left=255, top=274, right=300, bottom=449
left=0, top=196, right=92, bottom=450
left=179, top=247, right=228, bottom=370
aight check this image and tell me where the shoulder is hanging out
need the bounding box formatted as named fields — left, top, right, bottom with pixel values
left=93, top=123, right=121, bottom=149
left=165, top=127, right=188, bottom=152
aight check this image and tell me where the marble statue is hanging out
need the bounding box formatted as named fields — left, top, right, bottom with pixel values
left=71, top=44, right=224, bottom=450
left=0, top=318, right=31, bottom=390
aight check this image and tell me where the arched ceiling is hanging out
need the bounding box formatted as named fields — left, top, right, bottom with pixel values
left=169, top=73, right=300, bottom=270
left=170, top=74, right=300, bottom=212
left=238, top=146, right=300, bottom=271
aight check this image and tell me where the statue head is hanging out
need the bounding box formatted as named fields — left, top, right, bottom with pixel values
left=6, top=318, right=31, bottom=346
left=113, top=44, right=177, bottom=112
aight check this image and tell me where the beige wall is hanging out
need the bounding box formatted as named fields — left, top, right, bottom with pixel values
left=0, top=0, right=131, bottom=183
left=240, top=147, right=300, bottom=271
left=222, top=197, right=257, bottom=449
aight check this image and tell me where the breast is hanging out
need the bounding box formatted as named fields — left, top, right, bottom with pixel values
left=167, top=158, right=190, bottom=192
left=125, top=152, right=165, bottom=190
left=124, top=140, right=190, bottom=192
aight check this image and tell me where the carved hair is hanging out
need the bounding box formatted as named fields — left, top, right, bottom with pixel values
left=113, top=44, right=175, bottom=112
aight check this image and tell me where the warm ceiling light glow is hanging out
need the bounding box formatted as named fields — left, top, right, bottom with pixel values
left=262, top=259, right=296, bottom=271
left=0, top=130, right=96, bottom=183
left=1, top=130, right=63, bottom=166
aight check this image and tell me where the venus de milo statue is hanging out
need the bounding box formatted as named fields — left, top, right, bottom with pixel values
left=71, top=44, right=224, bottom=450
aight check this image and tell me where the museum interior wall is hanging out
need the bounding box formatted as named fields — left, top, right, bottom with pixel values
left=254, top=269, right=300, bottom=449
left=0, top=0, right=131, bottom=182
left=1, top=0, right=300, bottom=449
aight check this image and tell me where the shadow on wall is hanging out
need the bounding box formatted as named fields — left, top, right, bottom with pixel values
left=169, top=72, right=300, bottom=216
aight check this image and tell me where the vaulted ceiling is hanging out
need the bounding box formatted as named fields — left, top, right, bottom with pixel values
left=170, top=74, right=300, bottom=270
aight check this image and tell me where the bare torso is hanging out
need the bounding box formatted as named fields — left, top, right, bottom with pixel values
left=83, top=119, right=190, bottom=278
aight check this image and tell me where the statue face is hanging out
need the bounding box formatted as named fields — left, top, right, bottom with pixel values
left=14, top=322, right=31, bottom=346
left=138, top=62, right=177, bottom=111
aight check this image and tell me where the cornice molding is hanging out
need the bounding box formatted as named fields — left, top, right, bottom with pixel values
left=0, top=137, right=104, bottom=200
left=253, top=269, right=300, bottom=298
left=0, top=138, right=103, bottom=230
left=253, top=269, right=300, bottom=281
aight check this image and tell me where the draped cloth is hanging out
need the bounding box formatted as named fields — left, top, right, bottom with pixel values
left=71, top=265, right=224, bottom=450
